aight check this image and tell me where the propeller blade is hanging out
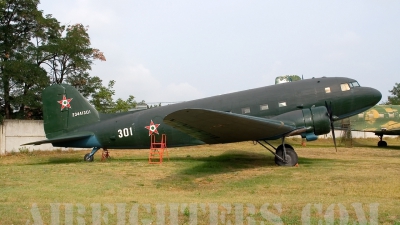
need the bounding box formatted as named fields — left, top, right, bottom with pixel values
left=325, top=101, right=332, bottom=119
left=325, top=101, right=337, bottom=152
left=331, top=119, right=337, bottom=152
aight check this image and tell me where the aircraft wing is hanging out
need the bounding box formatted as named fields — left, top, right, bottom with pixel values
left=336, top=120, right=400, bottom=136
left=164, top=109, right=303, bottom=144
left=372, top=129, right=400, bottom=136
left=22, top=132, right=94, bottom=145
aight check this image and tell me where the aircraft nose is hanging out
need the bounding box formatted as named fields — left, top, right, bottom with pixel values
left=333, top=86, right=382, bottom=120
left=356, top=87, right=382, bottom=108
left=367, top=87, right=382, bottom=105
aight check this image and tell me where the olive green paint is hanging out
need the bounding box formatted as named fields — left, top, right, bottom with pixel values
left=25, top=77, right=381, bottom=150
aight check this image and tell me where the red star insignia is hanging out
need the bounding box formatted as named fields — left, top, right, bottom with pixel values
left=145, top=120, right=160, bottom=136
left=57, top=95, right=73, bottom=110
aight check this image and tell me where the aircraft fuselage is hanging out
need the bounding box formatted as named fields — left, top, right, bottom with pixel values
left=53, top=77, right=381, bottom=149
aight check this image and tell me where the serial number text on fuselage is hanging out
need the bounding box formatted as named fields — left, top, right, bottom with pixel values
left=72, top=110, right=91, bottom=117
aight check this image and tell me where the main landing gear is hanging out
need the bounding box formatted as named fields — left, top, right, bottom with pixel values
left=256, top=137, right=299, bottom=166
left=84, top=147, right=110, bottom=162
left=377, top=135, right=387, bottom=147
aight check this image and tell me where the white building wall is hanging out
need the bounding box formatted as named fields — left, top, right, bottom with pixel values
left=322, top=130, right=392, bottom=139
left=0, top=120, right=87, bottom=155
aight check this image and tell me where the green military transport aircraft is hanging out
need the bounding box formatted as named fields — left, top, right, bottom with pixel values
left=24, top=77, right=381, bottom=166
left=335, top=105, right=400, bottom=147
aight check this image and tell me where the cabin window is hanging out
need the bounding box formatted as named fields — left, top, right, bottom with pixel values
left=325, top=87, right=331, bottom=93
left=341, top=83, right=350, bottom=91
left=260, top=104, right=269, bottom=110
left=278, top=102, right=287, bottom=107
left=242, top=107, right=250, bottom=114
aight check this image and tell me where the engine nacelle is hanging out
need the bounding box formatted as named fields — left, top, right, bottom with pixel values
left=303, top=106, right=331, bottom=135
left=272, top=106, right=331, bottom=140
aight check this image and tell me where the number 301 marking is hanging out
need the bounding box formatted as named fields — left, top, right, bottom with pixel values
left=118, top=127, right=133, bottom=138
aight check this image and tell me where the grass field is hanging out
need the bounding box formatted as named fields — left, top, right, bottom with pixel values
left=1, top=137, right=400, bottom=224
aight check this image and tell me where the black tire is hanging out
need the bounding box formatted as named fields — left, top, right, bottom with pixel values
left=275, top=144, right=298, bottom=166
left=84, top=153, right=94, bottom=162
left=378, top=141, right=388, bottom=147
left=278, top=144, right=294, bottom=150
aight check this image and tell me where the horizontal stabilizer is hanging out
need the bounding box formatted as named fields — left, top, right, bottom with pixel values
left=22, top=132, right=94, bottom=146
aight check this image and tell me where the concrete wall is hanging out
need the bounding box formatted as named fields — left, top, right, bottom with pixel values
left=0, top=120, right=86, bottom=155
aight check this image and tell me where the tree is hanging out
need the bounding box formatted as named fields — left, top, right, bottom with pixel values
left=385, top=83, right=400, bottom=105
left=36, top=23, right=107, bottom=115
left=90, top=80, right=137, bottom=113
left=2, top=10, right=60, bottom=119
left=65, top=72, right=103, bottom=99
left=1, top=0, right=107, bottom=119
left=90, top=80, right=115, bottom=113
left=1, top=59, right=48, bottom=119
left=114, top=95, right=137, bottom=112
left=0, top=0, right=47, bottom=119
left=42, top=23, right=106, bottom=84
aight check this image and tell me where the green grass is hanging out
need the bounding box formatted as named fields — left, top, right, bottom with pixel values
left=1, top=138, right=400, bottom=224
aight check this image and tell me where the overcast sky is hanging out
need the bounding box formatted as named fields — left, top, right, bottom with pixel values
left=38, top=0, right=400, bottom=104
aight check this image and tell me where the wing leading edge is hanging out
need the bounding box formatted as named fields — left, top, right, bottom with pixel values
left=164, top=109, right=302, bottom=144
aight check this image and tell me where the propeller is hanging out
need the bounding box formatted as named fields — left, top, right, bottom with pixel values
left=325, top=101, right=337, bottom=152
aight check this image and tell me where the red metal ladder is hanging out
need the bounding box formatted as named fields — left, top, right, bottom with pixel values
left=149, top=134, right=168, bottom=164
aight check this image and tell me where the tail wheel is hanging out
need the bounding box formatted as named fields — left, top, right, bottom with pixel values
left=84, top=153, right=94, bottom=162
left=275, top=144, right=298, bottom=166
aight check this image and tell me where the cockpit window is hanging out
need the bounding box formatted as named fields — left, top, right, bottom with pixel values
left=349, top=81, right=360, bottom=87
left=341, top=83, right=351, bottom=91
left=341, top=81, right=360, bottom=91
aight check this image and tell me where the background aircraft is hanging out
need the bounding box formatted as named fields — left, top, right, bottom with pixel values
left=335, top=105, right=400, bottom=147
left=24, top=77, right=381, bottom=166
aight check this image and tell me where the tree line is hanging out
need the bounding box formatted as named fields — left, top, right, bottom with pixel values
left=0, top=0, right=139, bottom=121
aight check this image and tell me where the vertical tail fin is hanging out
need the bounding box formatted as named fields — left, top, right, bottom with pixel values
left=42, top=84, right=99, bottom=138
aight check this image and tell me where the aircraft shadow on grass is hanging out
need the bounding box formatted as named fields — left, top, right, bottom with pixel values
left=28, top=157, right=84, bottom=165
left=153, top=151, right=346, bottom=189
left=178, top=150, right=274, bottom=176
left=297, top=157, right=345, bottom=166
left=168, top=150, right=342, bottom=176
left=366, top=145, right=400, bottom=151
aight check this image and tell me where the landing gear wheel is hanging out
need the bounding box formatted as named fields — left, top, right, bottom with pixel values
left=84, top=153, right=94, bottom=162
left=275, top=144, right=298, bottom=166
left=278, top=144, right=293, bottom=150
left=378, top=140, right=387, bottom=147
